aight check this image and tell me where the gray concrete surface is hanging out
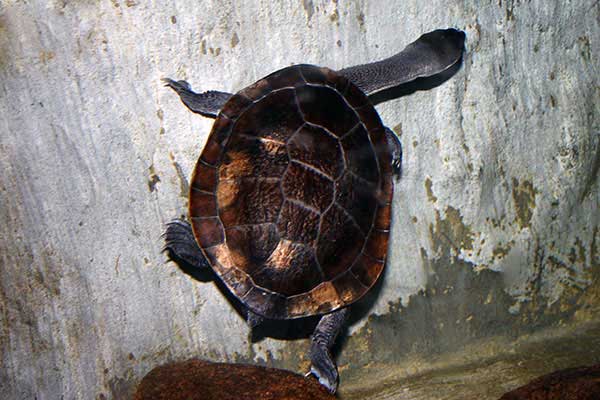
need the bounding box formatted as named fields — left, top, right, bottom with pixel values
left=0, top=1, right=598, bottom=399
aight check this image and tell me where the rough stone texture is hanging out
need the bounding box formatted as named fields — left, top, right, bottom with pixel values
left=499, top=364, right=600, bottom=400
left=133, top=358, right=336, bottom=400
left=0, top=1, right=598, bottom=400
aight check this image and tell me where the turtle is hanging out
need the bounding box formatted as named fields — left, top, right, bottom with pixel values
left=162, top=28, right=465, bottom=393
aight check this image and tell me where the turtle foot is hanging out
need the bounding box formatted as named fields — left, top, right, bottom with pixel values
left=308, top=308, right=348, bottom=394
left=385, top=127, right=403, bottom=180
left=309, top=345, right=338, bottom=394
left=163, top=218, right=211, bottom=271
left=162, top=77, right=232, bottom=118
left=392, top=155, right=402, bottom=178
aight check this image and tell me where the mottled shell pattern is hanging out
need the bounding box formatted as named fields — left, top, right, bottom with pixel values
left=189, top=64, right=393, bottom=319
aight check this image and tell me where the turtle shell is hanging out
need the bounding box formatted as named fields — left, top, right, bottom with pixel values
left=188, top=64, right=393, bottom=319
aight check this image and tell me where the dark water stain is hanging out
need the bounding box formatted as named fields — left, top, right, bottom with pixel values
left=580, top=140, right=599, bottom=202
left=231, top=32, right=239, bottom=48
left=430, top=206, right=474, bottom=252
left=302, top=0, right=315, bottom=21
left=0, top=14, right=10, bottom=73
left=578, top=35, right=591, bottom=62
left=148, top=165, right=161, bottom=192
left=356, top=11, right=366, bottom=32
left=492, top=241, right=514, bottom=260
left=109, top=374, right=136, bottom=400
left=511, top=178, right=537, bottom=229
left=329, top=8, right=339, bottom=25
left=424, top=177, right=437, bottom=203
left=505, top=0, right=516, bottom=21
left=168, top=152, right=189, bottom=199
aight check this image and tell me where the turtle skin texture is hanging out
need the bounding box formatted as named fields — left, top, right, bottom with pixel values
left=188, top=64, right=393, bottom=320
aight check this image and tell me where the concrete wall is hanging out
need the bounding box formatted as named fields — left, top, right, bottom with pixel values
left=0, top=1, right=598, bottom=399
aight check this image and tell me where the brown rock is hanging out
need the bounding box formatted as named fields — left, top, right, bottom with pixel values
left=499, top=364, right=600, bottom=400
left=134, top=359, right=336, bottom=400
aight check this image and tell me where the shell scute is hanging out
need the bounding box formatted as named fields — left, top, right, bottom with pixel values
left=316, top=205, right=365, bottom=281
left=288, top=124, right=344, bottom=179
left=340, top=124, right=380, bottom=183
left=277, top=200, right=321, bottom=246
left=252, top=240, right=323, bottom=296
left=296, top=84, right=358, bottom=137
left=282, top=162, right=334, bottom=213
left=235, top=88, right=303, bottom=143
left=217, top=178, right=283, bottom=227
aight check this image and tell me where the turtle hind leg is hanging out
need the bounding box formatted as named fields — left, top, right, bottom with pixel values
left=385, top=128, right=403, bottom=179
left=309, top=307, right=350, bottom=394
left=162, top=78, right=232, bottom=118
left=163, top=218, right=212, bottom=278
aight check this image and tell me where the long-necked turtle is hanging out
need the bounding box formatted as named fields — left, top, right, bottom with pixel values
left=163, top=28, right=465, bottom=393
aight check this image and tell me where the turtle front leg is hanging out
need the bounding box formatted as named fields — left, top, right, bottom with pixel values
left=162, top=78, right=232, bottom=118
left=309, top=307, right=349, bottom=393
left=163, top=219, right=211, bottom=272
left=385, top=128, right=403, bottom=179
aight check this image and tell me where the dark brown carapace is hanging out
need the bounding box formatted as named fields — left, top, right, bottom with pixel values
left=188, top=65, right=393, bottom=319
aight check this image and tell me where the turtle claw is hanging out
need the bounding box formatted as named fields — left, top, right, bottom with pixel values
left=161, top=78, right=191, bottom=91
left=392, top=156, right=402, bottom=179
left=162, top=77, right=231, bottom=118
left=163, top=218, right=210, bottom=271
left=309, top=346, right=339, bottom=394
left=385, top=127, right=403, bottom=180
left=309, top=364, right=338, bottom=394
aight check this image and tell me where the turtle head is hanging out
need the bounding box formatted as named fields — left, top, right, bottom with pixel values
left=417, top=28, right=466, bottom=60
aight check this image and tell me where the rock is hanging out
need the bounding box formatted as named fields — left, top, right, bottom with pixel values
left=134, top=359, right=336, bottom=400
left=499, top=365, right=600, bottom=400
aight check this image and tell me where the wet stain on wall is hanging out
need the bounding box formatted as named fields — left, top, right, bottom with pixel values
left=148, top=165, right=161, bottom=192
left=302, top=0, right=315, bottom=21
left=512, top=178, right=537, bottom=229
left=430, top=206, right=475, bottom=253
left=168, top=152, right=190, bottom=199
left=230, top=32, right=239, bottom=48
left=424, top=177, right=437, bottom=203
